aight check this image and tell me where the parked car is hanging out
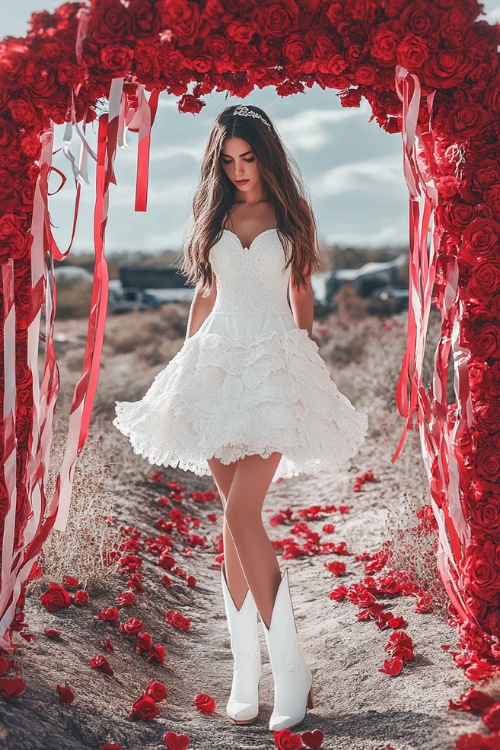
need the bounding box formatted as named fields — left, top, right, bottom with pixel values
left=369, top=285, right=409, bottom=312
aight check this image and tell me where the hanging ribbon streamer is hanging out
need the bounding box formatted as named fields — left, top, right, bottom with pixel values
left=391, top=66, right=471, bottom=627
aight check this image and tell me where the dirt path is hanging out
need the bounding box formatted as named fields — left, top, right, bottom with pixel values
left=0, top=310, right=487, bottom=749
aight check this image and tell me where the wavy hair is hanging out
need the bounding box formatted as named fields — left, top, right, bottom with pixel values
left=179, top=104, right=322, bottom=297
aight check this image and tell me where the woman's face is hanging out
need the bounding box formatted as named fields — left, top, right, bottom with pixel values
left=220, top=136, right=261, bottom=192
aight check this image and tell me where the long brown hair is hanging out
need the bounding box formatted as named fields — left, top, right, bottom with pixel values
left=179, top=104, right=322, bottom=297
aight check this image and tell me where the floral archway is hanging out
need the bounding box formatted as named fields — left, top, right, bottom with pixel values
left=0, top=0, right=499, bottom=688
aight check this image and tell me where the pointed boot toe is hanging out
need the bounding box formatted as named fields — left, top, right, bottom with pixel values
left=260, top=568, right=315, bottom=732
left=221, top=565, right=261, bottom=724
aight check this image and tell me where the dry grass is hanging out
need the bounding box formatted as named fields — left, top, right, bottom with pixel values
left=28, top=427, right=123, bottom=595
left=384, top=490, right=449, bottom=617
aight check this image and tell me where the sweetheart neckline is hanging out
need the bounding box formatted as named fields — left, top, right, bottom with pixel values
left=223, top=227, right=278, bottom=251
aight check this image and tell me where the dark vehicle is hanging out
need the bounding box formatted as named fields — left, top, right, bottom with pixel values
left=369, top=285, right=409, bottom=313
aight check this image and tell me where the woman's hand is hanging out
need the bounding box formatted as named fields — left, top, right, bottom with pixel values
left=185, top=278, right=217, bottom=340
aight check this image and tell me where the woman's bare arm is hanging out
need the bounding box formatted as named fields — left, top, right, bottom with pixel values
left=185, top=278, right=217, bottom=340
left=289, top=199, right=314, bottom=338
left=289, top=273, right=314, bottom=338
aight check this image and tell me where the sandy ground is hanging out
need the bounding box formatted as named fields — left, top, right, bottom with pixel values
left=0, top=309, right=488, bottom=750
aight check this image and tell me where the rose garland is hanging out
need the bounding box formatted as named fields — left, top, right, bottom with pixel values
left=0, top=0, right=499, bottom=690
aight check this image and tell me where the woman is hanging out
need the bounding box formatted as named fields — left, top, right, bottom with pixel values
left=113, top=103, right=368, bottom=731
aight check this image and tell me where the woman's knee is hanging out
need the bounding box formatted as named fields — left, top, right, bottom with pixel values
left=224, top=503, right=261, bottom=540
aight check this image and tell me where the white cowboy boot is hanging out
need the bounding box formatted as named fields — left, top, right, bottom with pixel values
left=220, top=563, right=261, bottom=724
left=260, top=567, right=314, bottom=731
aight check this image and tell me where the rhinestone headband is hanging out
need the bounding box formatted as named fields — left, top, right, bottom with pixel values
left=233, top=105, right=272, bottom=132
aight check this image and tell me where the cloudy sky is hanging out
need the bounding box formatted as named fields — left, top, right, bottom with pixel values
left=5, top=1, right=500, bottom=254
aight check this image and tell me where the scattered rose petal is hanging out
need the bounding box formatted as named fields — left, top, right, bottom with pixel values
left=99, top=744, right=122, bottom=750
left=116, top=591, right=135, bottom=606
left=62, top=576, right=81, bottom=588
left=166, top=610, right=191, bottom=631
left=56, top=684, right=75, bottom=705
left=0, top=677, right=27, bottom=699
left=193, top=692, right=216, bottom=713
left=44, top=628, right=61, bottom=638
left=96, top=607, right=120, bottom=623
left=100, top=637, right=114, bottom=654
left=146, top=644, right=166, bottom=664
left=72, top=590, right=89, bottom=606
left=89, top=655, right=114, bottom=676
left=379, top=657, right=403, bottom=676
left=302, top=729, right=324, bottom=748
left=163, top=732, right=190, bottom=750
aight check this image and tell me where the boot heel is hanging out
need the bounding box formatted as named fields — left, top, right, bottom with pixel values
left=307, top=684, right=315, bottom=709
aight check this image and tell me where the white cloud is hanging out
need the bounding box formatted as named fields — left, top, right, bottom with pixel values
left=313, top=154, right=403, bottom=197
left=274, top=101, right=371, bottom=152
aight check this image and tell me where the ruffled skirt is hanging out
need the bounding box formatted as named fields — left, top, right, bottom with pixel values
left=112, top=312, right=369, bottom=483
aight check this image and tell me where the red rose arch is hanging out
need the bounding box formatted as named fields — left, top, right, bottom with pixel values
left=0, top=0, right=499, bottom=689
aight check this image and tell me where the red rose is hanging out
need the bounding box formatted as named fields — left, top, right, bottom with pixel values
left=100, top=44, right=134, bottom=74
left=145, top=679, right=167, bottom=702
left=485, top=73, right=500, bottom=116
left=274, top=728, right=303, bottom=749
left=178, top=94, right=205, bottom=114
left=422, top=49, right=472, bottom=89
left=259, top=1, right=299, bottom=38
left=192, top=692, right=216, bottom=713
left=202, top=34, right=231, bottom=59
left=129, top=694, right=161, bottom=720
left=0, top=39, right=28, bottom=88
left=129, top=0, right=161, bottom=38
left=473, top=402, right=500, bottom=437
left=146, top=643, right=165, bottom=664
left=116, top=591, right=135, bottom=605
left=485, top=185, right=500, bottom=215
left=472, top=160, right=500, bottom=193
left=119, top=617, right=145, bottom=635
left=339, top=88, right=362, bottom=108
left=468, top=263, right=500, bottom=302
left=397, top=34, right=429, bottom=70
left=465, top=322, right=500, bottom=361
left=158, top=1, right=200, bottom=42
left=40, top=583, right=71, bottom=612
left=354, top=64, right=376, bottom=85
left=24, top=63, right=59, bottom=105
left=283, top=33, right=308, bottom=64
left=462, top=218, right=500, bottom=262
left=90, top=0, right=132, bottom=40
left=461, top=542, right=500, bottom=602
left=437, top=202, right=476, bottom=233
left=7, top=99, right=39, bottom=128
left=475, top=439, right=500, bottom=487
left=226, top=21, right=257, bottom=44
left=449, top=101, right=489, bottom=139
left=369, top=25, right=398, bottom=64
left=400, top=3, right=439, bottom=35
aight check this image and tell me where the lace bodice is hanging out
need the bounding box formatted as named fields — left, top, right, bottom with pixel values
left=208, top=228, right=293, bottom=317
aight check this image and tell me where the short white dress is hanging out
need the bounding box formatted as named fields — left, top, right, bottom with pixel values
left=112, top=228, right=369, bottom=483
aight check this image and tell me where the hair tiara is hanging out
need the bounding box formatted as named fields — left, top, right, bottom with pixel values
left=233, top=105, right=272, bottom=132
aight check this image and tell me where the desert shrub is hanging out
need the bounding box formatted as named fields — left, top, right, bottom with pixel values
left=28, top=428, right=122, bottom=594
left=110, top=304, right=188, bottom=355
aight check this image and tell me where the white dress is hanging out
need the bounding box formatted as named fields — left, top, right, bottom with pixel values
left=112, top=228, right=369, bottom=483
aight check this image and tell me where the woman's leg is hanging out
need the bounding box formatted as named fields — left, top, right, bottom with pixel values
left=224, top=452, right=283, bottom=630
left=207, top=457, right=248, bottom=608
